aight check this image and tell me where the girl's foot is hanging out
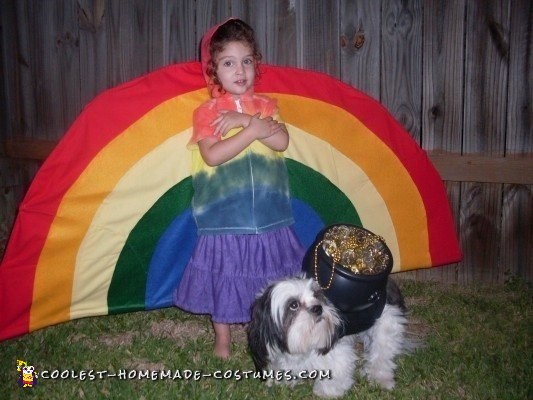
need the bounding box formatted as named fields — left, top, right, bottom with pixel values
left=213, top=322, right=231, bottom=359
left=214, top=341, right=230, bottom=359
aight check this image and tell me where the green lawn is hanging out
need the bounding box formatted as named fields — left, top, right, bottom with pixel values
left=1, top=280, right=531, bottom=399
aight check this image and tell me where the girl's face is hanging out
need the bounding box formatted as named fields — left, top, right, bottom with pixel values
left=215, top=41, right=256, bottom=96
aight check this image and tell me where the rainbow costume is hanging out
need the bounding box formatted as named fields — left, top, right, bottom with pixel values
left=173, top=20, right=303, bottom=323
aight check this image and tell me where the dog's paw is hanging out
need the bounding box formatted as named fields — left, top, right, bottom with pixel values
left=265, top=376, right=299, bottom=388
left=374, top=376, right=395, bottom=390
left=313, top=379, right=351, bottom=398
left=363, top=367, right=396, bottom=390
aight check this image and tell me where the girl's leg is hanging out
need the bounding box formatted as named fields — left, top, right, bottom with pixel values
left=212, top=322, right=231, bottom=359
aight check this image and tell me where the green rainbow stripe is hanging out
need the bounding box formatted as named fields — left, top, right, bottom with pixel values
left=286, top=159, right=361, bottom=226
left=107, top=160, right=360, bottom=312
left=108, top=178, right=193, bottom=313
left=0, top=62, right=461, bottom=343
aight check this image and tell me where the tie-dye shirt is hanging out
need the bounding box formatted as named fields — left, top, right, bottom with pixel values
left=189, top=92, right=294, bottom=235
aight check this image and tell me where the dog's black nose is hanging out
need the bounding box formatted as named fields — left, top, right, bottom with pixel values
left=310, top=305, right=323, bottom=316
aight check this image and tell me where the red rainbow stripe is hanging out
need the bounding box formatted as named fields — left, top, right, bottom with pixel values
left=257, top=65, right=460, bottom=266
left=0, top=62, right=461, bottom=341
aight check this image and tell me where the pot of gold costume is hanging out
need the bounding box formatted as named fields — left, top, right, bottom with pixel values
left=304, top=224, right=393, bottom=335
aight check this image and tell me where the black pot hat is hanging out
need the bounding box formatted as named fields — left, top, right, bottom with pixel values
left=303, top=224, right=393, bottom=335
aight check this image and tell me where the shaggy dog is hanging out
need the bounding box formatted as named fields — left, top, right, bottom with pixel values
left=248, top=276, right=410, bottom=398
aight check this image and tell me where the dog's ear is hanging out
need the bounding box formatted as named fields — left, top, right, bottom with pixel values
left=317, top=322, right=344, bottom=356
left=247, top=285, right=287, bottom=371
left=312, top=287, right=346, bottom=355
left=247, top=288, right=272, bottom=371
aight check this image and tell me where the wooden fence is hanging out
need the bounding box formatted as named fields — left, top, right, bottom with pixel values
left=1, top=0, right=531, bottom=284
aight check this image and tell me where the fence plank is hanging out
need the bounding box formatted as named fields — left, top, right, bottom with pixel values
left=267, top=1, right=298, bottom=67
left=0, top=159, right=40, bottom=260
left=0, top=1, right=18, bottom=140
left=422, top=0, right=465, bottom=154
left=194, top=0, right=234, bottom=55
left=506, top=1, right=532, bottom=156
left=460, top=0, right=510, bottom=284
left=380, top=0, right=422, bottom=143
left=79, top=0, right=167, bottom=104
left=247, top=0, right=298, bottom=67
left=15, top=0, right=81, bottom=140
left=428, top=154, right=533, bottom=184
left=501, top=0, right=533, bottom=283
left=501, top=185, right=533, bottom=283
left=413, top=0, right=466, bottom=283
left=240, top=1, right=268, bottom=63
left=293, top=0, right=340, bottom=76
left=339, top=0, right=381, bottom=100
left=9, top=137, right=532, bottom=185
left=162, top=0, right=196, bottom=64
left=78, top=0, right=110, bottom=105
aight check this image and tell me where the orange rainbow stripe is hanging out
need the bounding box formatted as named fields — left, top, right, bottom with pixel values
left=0, top=62, right=461, bottom=341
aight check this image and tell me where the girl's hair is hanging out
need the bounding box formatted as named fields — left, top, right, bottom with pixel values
left=206, top=19, right=262, bottom=90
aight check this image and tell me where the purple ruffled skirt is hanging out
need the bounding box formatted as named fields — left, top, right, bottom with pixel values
left=173, top=226, right=304, bottom=323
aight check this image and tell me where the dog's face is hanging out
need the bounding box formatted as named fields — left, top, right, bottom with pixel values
left=270, top=277, right=342, bottom=354
left=248, top=276, right=343, bottom=369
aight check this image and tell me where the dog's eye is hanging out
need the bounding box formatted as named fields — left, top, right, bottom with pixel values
left=288, top=300, right=299, bottom=311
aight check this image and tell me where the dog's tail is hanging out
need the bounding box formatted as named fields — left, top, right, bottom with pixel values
left=386, top=278, right=407, bottom=311
left=387, top=279, right=426, bottom=353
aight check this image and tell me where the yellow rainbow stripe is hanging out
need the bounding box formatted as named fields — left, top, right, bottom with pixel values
left=285, top=126, right=399, bottom=266
left=279, top=94, right=429, bottom=267
left=71, top=131, right=193, bottom=319
left=30, top=89, right=208, bottom=332
left=69, top=124, right=401, bottom=321
left=30, top=91, right=430, bottom=332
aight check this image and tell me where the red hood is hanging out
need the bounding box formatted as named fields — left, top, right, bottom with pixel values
left=201, top=18, right=235, bottom=98
left=201, top=18, right=256, bottom=99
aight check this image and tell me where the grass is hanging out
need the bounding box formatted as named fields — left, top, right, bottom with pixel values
left=0, top=280, right=531, bottom=400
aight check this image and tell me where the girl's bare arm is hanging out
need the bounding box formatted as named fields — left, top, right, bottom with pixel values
left=199, top=114, right=278, bottom=166
left=258, top=121, right=289, bottom=151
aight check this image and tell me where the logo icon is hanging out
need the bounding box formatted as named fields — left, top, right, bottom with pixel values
left=17, top=359, right=38, bottom=388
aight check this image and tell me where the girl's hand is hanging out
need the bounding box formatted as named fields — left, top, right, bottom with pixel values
left=247, top=115, right=281, bottom=139
left=211, top=110, right=251, bottom=137
left=267, top=119, right=287, bottom=137
left=258, top=120, right=289, bottom=151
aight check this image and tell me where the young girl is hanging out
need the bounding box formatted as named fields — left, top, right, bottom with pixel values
left=173, top=19, right=304, bottom=359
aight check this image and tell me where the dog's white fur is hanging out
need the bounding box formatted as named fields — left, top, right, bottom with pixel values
left=248, top=276, right=409, bottom=398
